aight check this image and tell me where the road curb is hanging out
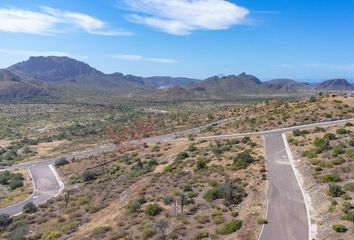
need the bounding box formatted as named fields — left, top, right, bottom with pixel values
left=282, top=133, right=317, bottom=240
left=49, top=164, right=65, bottom=197
left=256, top=136, right=270, bottom=240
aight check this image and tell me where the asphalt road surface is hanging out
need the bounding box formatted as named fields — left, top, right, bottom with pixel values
left=0, top=161, right=62, bottom=216
left=259, top=133, right=308, bottom=240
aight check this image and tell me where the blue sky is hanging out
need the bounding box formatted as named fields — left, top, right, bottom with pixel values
left=0, top=0, right=353, bottom=81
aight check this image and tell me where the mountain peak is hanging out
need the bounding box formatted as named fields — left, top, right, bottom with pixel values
left=8, top=56, right=102, bottom=82
left=316, top=78, right=354, bottom=91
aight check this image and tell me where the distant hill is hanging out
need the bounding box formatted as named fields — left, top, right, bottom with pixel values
left=262, top=79, right=313, bottom=92
left=0, top=69, right=50, bottom=101
left=143, top=76, right=199, bottom=88
left=186, top=73, right=270, bottom=97
left=315, top=79, right=354, bottom=91
left=1, top=56, right=353, bottom=103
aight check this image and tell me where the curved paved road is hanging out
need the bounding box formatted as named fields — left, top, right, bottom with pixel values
left=1, top=117, right=353, bottom=239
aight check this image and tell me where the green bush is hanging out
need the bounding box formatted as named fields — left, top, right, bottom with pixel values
left=195, top=160, right=208, bottom=171
left=302, top=151, right=317, bottom=159
left=320, top=174, right=341, bottom=183
left=313, top=138, right=329, bottom=153
left=0, top=214, right=12, bottom=230
left=9, top=178, right=23, bottom=190
left=42, top=229, right=62, bottom=240
left=163, top=196, right=174, bottom=205
left=54, top=157, right=69, bottom=167
left=216, top=219, right=242, bottom=235
left=343, top=182, right=354, bottom=192
left=332, top=144, right=346, bottom=157
left=9, top=226, right=28, bottom=240
left=328, top=184, right=345, bottom=197
left=233, top=151, right=254, bottom=169
left=22, top=202, right=37, bottom=213
left=82, top=170, right=97, bottom=182
left=332, top=224, right=347, bottom=233
left=336, top=128, right=348, bottom=135
left=203, top=188, right=222, bottom=202
left=144, top=204, right=162, bottom=216
left=175, top=152, right=189, bottom=161
left=194, top=231, right=209, bottom=239
left=324, top=133, right=336, bottom=140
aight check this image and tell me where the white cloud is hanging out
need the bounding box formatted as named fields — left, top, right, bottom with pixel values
left=121, top=0, right=249, bottom=35
left=109, top=54, right=178, bottom=64
left=274, top=64, right=295, bottom=68
left=306, top=63, right=354, bottom=71
left=0, top=6, right=132, bottom=36
left=0, top=49, right=86, bottom=59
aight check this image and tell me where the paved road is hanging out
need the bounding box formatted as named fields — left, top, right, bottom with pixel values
left=0, top=161, right=62, bottom=216
left=259, top=133, right=308, bottom=240
left=1, top=117, right=353, bottom=226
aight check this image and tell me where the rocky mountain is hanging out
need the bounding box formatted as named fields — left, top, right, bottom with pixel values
left=1, top=56, right=353, bottom=103
left=186, top=73, right=268, bottom=96
left=142, top=76, right=199, bottom=88
left=315, top=79, right=354, bottom=91
left=261, top=79, right=313, bottom=92
left=0, top=69, right=50, bottom=101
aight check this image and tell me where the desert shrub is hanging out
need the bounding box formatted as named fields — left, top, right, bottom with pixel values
left=22, top=202, right=37, bottom=213
left=9, top=226, right=27, bottom=240
left=233, top=151, right=254, bottom=169
left=332, top=224, right=347, bottom=233
left=0, top=171, right=11, bottom=185
left=54, top=157, right=69, bottom=167
left=9, top=178, right=23, bottom=190
left=332, top=144, right=346, bottom=157
left=175, top=152, right=189, bottom=161
left=90, top=226, right=112, bottom=238
left=302, top=151, right=317, bottom=159
left=194, top=231, right=209, bottom=239
left=203, top=188, right=222, bottom=202
left=342, top=202, right=353, bottom=214
left=320, top=174, right=341, bottom=183
left=127, top=196, right=146, bottom=213
left=195, top=160, right=208, bottom=171
left=313, top=138, right=329, bottom=153
left=42, top=229, right=61, bottom=240
left=164, top=164, right=174, bottom=173
left=348, top=138, right=354, bottom=147
left=324, top=133, right=336, bottom=140
left=195, top=215, right=210, bottom=224
left=346, top=148, right=354, bottom=159
left=292, top=129, right=309, bottom=137
left=82, top=170, right=97, bottom=182
left=188, top=144, right=197, bottom=152
left=216, top=219, right=242, bottom=235
left=144, top=204, right=162, bottom=216
left=0, top=214, right=12, bottom=230
left=341, top=212, right=354, bottom=224
left=203, top=180, right=246, bottom=206
left=328, top=184, right=345, bottom=197
left=257, top=217, right=268, bottom=225
left=163, top=196, right=174, bottom=205
left=343, top=182, right=354, bottom=192
left=78, top=196, right=89, bottom=205
left=142, top=223, right=156, bottom=238
left=336, top=128, right=348, bottom=135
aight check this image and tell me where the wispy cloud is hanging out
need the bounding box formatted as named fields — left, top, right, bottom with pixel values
left=109, top=54, right=178, bottom=64
left=120, top=0, right=249, bottom=35
left=306, top=63, right=354, bottom=71
left=273, top=64, right=295, bottom=68
left=0, top=6, right=132, bottom=36
left=0, top=49, right=86, bottom=59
